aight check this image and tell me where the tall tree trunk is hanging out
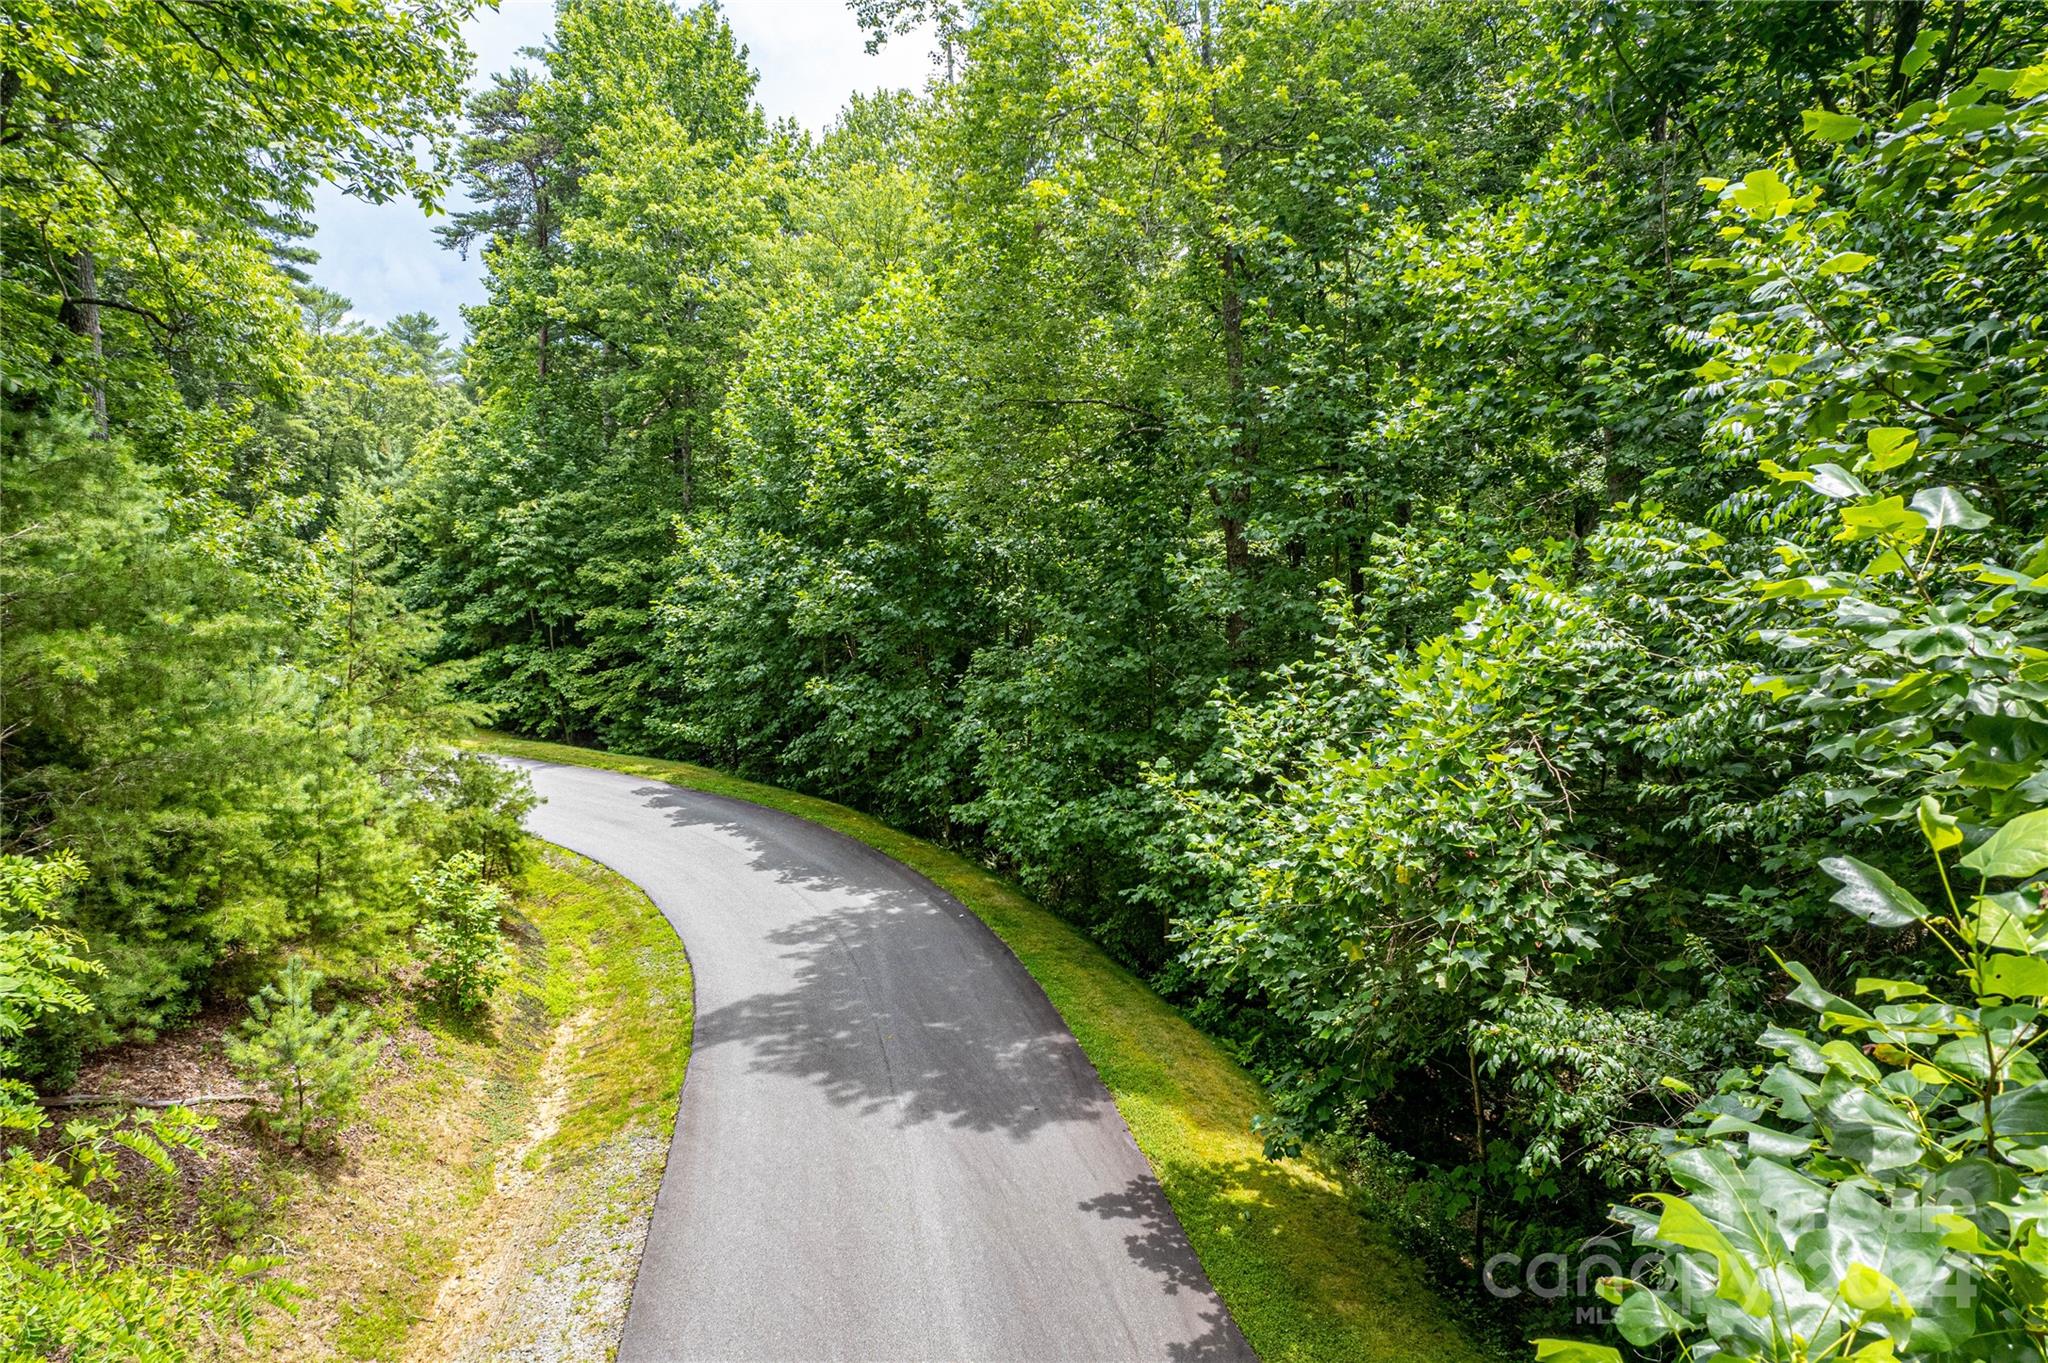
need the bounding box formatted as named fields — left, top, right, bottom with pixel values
left=59, top=250, right=107, bottom=436
left=1339, top=489, right=1366, bottom=606
left=535, top=186, right=552, bottom=380
left=1216, top=245, right=1252, bottom=655
left=1888, top=0, right=1926, bottom=101
left=1202, top=1, right=1252, bottom=657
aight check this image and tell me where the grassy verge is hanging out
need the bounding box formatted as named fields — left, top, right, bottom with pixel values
left=239, top=842, right=691, bottom=1361
left=478, top=732, right=1489, bottom=1363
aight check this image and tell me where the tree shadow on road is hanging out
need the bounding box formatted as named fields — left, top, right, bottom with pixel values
left=1080, top=1176, right=1259, bottom=1362
left=636, top=785, right=1111, bottom=1142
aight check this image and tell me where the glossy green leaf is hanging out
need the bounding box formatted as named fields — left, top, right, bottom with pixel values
left=1961, top=810, right=2048, bottom=880
left=1820, top=856, right=1928, bottom=928
left=1910, top=486, right=1992, bottom=531
left=1807, top=463, right=1870, bottom=500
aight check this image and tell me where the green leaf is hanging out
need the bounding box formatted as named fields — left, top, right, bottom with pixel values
left=1969, top=893, right=2039, bottom=952
left=2015, top=63, right=2048, bottom=99
left=1824, top=1086, right=1925, bottom=1171
left=1902, top=28, right=1941, bottom=76
left=1839, top=1261, right=1908, bottom=1315
left=1865, top=426, right=1919, bottom=471
left=1762, top=1025, right=1829, bottom=1072
left=1701, top=1113, right=1815, bottom=1160
left=1808, top=463, right=1870, bottom=500
left=1533, top=1343, right=1623, bottom=1363
left=1910, top=486, right=1991, bottom=531
left=1918, top=796, right=1962, bottom=853
left=1960, top=811, right=2048, bottom=880
left=1821, top=1038, right=1883, bottom=1083
left=1818, top=251, right=1876, bottom=276
left=1982, top=954, right=2048, bottom=999
left=1614, top=1283, right=1692, bottom=1346
left=1785, top=961, right=1874, bottom=1024
left=1836, top=496, right=1926, bottom=543
left=1803, top=109, right=1867, bottom=142
left=1821, top=855, right=1928, bottom=928
left=1728, top=168, right=1793, bottom=220
left=1943, top=104, right=2007, bottom=131
left=1650, top=1194, right=1769, bottom=1314
left=1982, top=1083, right=2048, bottom=1145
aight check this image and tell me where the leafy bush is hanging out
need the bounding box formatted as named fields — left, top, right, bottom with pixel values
left=1541, top=807, right=2048, bottom=1362
left=227, top=959, right=377, bottom=1150
left=0, top=1084, right=295, bottom=1361
left=408, top=750, right=538, bottom=880
left=1146, top=554, right=1775, bottom=1261
left=411, top=853, right=514, bottom=1016
left=1, top=412, right=529, bottom=1046
left=0, top=852, right=99, bottom=1085
left=1537, top=49, right=2048, bottom=1360
left=0, top=856, right=294, bottom=1355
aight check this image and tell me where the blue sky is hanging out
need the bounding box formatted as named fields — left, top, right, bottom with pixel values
left=307, top=0, right=933, bottom=339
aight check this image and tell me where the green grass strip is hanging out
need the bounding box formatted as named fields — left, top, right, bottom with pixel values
left=473, top=733, right=1490, bottom=1363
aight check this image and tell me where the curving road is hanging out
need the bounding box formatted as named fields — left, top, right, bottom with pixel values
left=502, top=757, right=1254, bottom=1363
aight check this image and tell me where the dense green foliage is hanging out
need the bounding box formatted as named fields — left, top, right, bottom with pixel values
left=410, top=852, right=514, bottom=1015
left=403, top=2, right=2048, bottom=1348
left=8, top=0, right=2048, bottom=1357
left=0, top=854, right=291, bottom=1358
left=1, top=0, right=525, bottom=1067
left=1, top=2, right=526, bottom=1355
left=1538, top=812, right=2048, bottom=1362
left=0, top=853, right=96, bottom=1069
left=0, top=1089, right=293, bottom=1363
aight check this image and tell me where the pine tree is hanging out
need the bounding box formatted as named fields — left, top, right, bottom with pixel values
left=227, top=959, right=376, bottom=1150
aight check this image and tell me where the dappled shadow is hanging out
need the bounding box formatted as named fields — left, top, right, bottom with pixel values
left=1081, top=1177, right=1259, bottom=1362
left=634, top=784, right=1111, bottom=1141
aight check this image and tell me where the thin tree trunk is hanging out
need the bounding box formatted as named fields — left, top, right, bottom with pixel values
left=1468, top=1041, right=1489, bottom=1282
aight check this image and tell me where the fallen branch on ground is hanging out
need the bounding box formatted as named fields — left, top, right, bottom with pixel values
left=41, top=1091, right=257, bottom=1109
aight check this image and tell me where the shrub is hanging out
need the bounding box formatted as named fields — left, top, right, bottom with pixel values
left=0, top=852, right=99, bottom=1087
left=409, top=751, right=537, bottom=880
left=1539, top=806, right=2048, bottom=1362
left=0, top=854, right=293, bottom=1353
left=227, top=959, right=376, bottom=1150
left=411, top=852, right=514, bottom=1016
left=0, top=1083, right=295, bottom=1360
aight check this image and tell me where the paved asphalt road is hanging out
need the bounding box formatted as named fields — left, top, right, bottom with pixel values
left=503, top=757, right=1255, bottom=1363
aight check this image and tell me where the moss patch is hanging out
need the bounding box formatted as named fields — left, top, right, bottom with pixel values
left=477, top=733, right=1489, bottom=1363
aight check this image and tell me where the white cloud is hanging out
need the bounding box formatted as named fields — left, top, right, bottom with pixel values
left=307, top=0, right=934, bottom=336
